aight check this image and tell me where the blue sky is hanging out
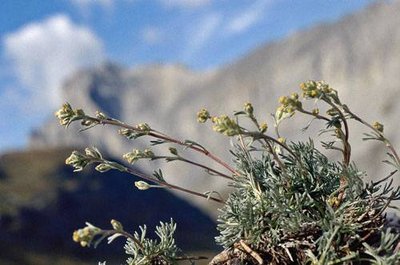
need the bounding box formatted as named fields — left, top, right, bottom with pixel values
left=0, top=0, right=374, bottom=152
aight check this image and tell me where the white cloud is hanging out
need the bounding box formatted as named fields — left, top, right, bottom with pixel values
left=183, top=12, right=221, bottom=60
left=159, top=0, right=211, bottom=9
left=3, top=14, right=105, bottom=109
left=141, top=26, right=163, bottom=45
left=226, top=0, right=274, bottom=35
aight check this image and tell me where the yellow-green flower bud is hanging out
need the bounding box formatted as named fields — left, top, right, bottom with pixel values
left=111, top=219, right=123, bottom=231
left=95, top=163, right=112, bottom=173
left=123, top=149, right=141, bottom=164
left=278, top=137, right=286, bottom=144
left=312, top=108, right=319, bottom=116
left=119, top=128, right=135, bottom=139
left=135, top=181, right=151, bottom=190
left=72, top=223, right=101, bottom=248
left=197, top=108, right=210, bottom=123
left=279, top=96, right=288, bottom=105
left=259, top=122, right=268, bottom=133
left=290, top=93, right=299, bottom=100
left=244, top=102, right=254, bottom=115
left=373, top=121, right=384, bottom=133
left=55, top=103, right=77, bottom=127
left=137, top=123, right=151, bottom=132
left=212, top=115, right=242, bottom=136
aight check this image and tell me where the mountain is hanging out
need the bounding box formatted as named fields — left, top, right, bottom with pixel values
left=0, top=148, right=217, bottom=265
left=30, top=0, right=400, bottom=214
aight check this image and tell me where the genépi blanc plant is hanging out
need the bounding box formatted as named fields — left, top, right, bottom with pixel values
left=56, top=81, right=400, bottom=264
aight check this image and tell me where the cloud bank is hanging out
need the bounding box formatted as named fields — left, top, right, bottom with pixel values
left=3, top=14, right=105, bottom=109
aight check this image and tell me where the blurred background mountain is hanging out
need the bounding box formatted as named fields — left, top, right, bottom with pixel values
left=1, top=0, right=400, bottom=264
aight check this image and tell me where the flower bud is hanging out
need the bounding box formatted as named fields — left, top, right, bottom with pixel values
left=137, top=123, right=151, bottom=133
left=111, top=219, right=123, bottom=231
left=373, top=121, right=384, bottom=132
left=244, top=102, right=254, bottom=115
left=197, top=108, right=210, bottom=123
left=259, top=123, right=268, bottom=133
left=95, top=163, right=112, bottom=173
left=135, top=181, right=151, bottom=190
left=277, top=137, right=286, bottom=144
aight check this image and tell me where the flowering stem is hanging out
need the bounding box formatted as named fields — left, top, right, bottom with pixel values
left=123, top=166, right=224, bottom=204
left=95, top=118, right=238, bottom=175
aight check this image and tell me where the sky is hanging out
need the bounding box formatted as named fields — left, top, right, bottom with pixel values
left=0, top=0, right=375, bottom=152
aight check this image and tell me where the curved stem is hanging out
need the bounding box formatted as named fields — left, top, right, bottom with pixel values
left=90, top=157, right=225, bottom=204
left=122, top=163, right=224, bottom=204
left=297, top=108, right=331, bottom=122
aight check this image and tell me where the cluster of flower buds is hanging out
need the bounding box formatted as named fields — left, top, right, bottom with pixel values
left=123, top=149, right=155, bottom=164
left=197, top=108, right=211, bottom=123
left=65, top=147, right=102, bottom=172
left=65, top=151, right=89, bottom=172
left=55, top=102, right=101, bottom=128
left=72, top=223, right=102, bottom=247
left=275, top=93, right=302, bottom=123
left=55, top=103, right=86, bottom=127
left=211, top=115, right=242, bottom=136
left=244, top=102, right=254, bottom=115
left=300, top=80, right=336, bottom=99
left=119, top=123, right=151, bottom=140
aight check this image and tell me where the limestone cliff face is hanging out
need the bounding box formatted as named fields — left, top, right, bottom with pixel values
left=30, top=0, right=400, bottom=215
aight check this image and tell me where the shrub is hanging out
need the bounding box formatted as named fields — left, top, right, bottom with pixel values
left=56, top=81, right=400, bottom=264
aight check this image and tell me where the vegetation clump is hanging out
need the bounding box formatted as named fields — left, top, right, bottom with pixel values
left=56, top=80, right=400, bottom=264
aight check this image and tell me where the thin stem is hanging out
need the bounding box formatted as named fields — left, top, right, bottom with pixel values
left=123, top=163, right=224, bottom=204
left=95, top=118, right=238, bottom=175
left=177, top=157, right=233, bottom=180
left=90, top=157, right=224, bottom=204
left=297, top=108, right=331, bottom=122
